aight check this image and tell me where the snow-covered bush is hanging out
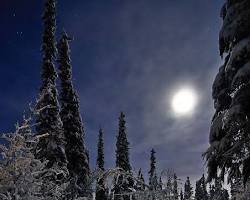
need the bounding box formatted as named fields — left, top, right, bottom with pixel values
left=93, top=167, right=179, bottom=200
left=0, top=119, right=42, bottom=200
left=0, top=119, right=72, bottom=200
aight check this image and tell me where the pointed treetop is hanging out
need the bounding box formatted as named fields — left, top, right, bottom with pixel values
left=97, top=128, right=105, bottom=171
left=41, top=0, right=58, bottom=88
left=149, top=148, right=158, bottom=190
left=115, top=112, right=131, bottom=171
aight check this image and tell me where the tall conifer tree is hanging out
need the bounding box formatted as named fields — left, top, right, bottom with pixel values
left=115, top=112, right=131, bottom=171
left=184, top=177, right=193, bottom=200
left=96, top=128, right=107, bottom=200
left=135, top=169, right=145, bottom=191
left=173, top=174, right=179, bottom=200
left=57, top=31, right=90, bottom=197
left=195, top=174, right=208, bottom=200
left=97, top=128, right=105, bottom=171
left=166, top=176, right=172, bottom=196
left=113, top=112, right=133, bottom=200
left=35, top=0, right=67, bottom=167
left=149, top=149, right=158, bottom=191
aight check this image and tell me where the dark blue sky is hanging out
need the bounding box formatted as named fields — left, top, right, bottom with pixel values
left=0, top=0, right=224, bottom=184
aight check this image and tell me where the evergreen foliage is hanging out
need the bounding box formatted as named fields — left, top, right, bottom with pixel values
left=166, top=176, right=172, bottom=197
left=115, top=112, right=131, bottom=172
left=35, top=0, right=67, bottom=167
left=97, top=129, right=105, bottom=171
left=184, top=177, right=193, bottom=200
left=3, top=0, right=249, bottom=199
left=195, top=174, right=208, bottom=200
left=209, top=177, right=229, bottom=200
left=57, top=31, right=90, bottom=197
left=148, top=149, right=158, bottom=191
left=96, top=128, right=108, bottom=200
left=41, top=0, right=57, bottom=87
left=173, top=174, right=178, bottom=200
left=204, top=0, right=250, bottom=184
left=113, top=112, right=133, bottom=200
left=135, top=169, right=146, bottom=191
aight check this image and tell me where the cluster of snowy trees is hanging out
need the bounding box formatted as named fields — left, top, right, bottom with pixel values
left=204, top=0, right=250, bottom=199
left=0, top=115, right=230, bottom=200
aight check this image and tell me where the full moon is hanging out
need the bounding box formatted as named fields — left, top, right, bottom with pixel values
left=171, top=88, right=197, bottom=116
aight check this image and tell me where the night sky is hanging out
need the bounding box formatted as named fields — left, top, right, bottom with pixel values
left=1, top=0, right=224, bottom=184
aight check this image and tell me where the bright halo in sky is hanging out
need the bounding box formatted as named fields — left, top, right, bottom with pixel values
left=171, top=88, right=197, bottom=116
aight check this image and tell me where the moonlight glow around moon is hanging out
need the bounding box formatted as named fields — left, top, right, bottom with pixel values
left=171, top=88, right=197, bottom=116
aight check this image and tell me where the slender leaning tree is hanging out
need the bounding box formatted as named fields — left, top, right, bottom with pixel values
left=35, top=0, right=67, bottom=167
left=204, top=0, right=250, bottom=185
left=57, top=32, right=90, bottom=197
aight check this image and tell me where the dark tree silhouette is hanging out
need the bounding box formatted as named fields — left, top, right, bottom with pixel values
left=173, top=174, right=179, bottom=200
left=57, top=31, right=90, bottom=197
left=149, top=149, right=158, bottom=191
left=184, top=177, right=193, bottom=200
left=113, top=112, right=133, bottom=200
left=96, top=128, right=108, bottom=200
left=195, top=174, right=208, bottom=200
left=35, top=0, right=67, bottom=167
left=204, top=0, right=250, bottom=185
left=135, top=169, right=146, bottom=191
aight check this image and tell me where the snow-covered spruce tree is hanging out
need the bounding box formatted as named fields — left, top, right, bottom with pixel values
left=195, top=174, right=208, bottom=200
left=95, top=128, right=108, bottom=200
left=135, top=169, right=146, bottom=192
left=166, top=175, right=173, bottom=197
left=195, top=181, right=202, bottom=200
left=148, top=149, right=158, bottom=200
left=112, top=112, right=134, bottom=200
left=204, top=0, right=250, bottom=185
left=35, top=0, right=67, bottom=167
left=57, top=31, right=91, bottom=198
left=201, top=174, right=208, bottom=200
left=148, top=149, right=158, bottom=191
left=158, top=176, right=163, bottom=191
left=184, top=177, right=193, bottom=200
left=173, top=174, right=178, bottom=200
